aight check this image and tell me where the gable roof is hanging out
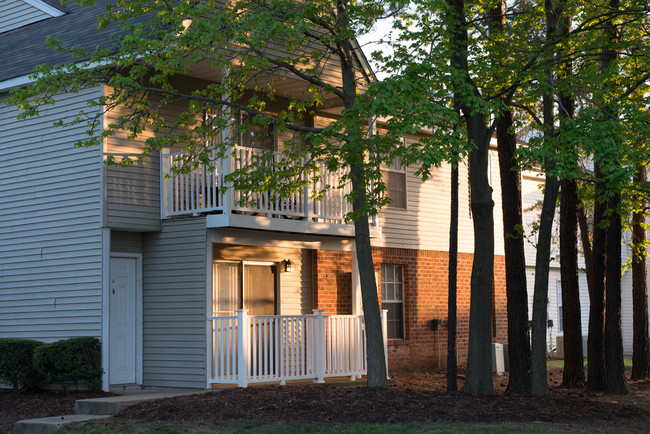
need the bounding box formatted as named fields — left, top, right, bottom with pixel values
left=0, top=0, right=123, bottom=84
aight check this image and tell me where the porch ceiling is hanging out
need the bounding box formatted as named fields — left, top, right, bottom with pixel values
left=185, top=61, right=344, bottom=109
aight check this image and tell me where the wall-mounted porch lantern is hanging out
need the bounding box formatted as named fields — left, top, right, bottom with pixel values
left=284, top=259, right=294, bottom=273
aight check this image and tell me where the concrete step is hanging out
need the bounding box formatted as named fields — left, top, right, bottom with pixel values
left=75, top=390, right=202, bottom=415
left=14, top=415, right=110, bottom=434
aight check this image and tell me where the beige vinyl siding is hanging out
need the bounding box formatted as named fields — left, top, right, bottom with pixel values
left=0, top=87, right=104, bottom=340
left=376, top=143, right=505, bottom=256
left=212, top=244, right=313, bottom=315
left=0, top=0, right=51, bottom=33
left=142, top=218, right=207, bottom=389
left=103, top=86, right=169, bottom=232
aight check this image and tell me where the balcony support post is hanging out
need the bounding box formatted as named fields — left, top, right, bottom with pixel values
left=161, top=148, right=171, bottom=218
left=313, top=309, right=325, bottom=383
left=236, top=309, right=249, bottom=388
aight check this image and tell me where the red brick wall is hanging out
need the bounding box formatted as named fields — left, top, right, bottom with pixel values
left=312, top=247, right=508, bottom=372
left=313, top=250, right=353, bottom=314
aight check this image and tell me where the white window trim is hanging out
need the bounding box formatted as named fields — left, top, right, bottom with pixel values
left=380, top=139, right=408, bottom=210
left=381, top=264, right=405, bottom=340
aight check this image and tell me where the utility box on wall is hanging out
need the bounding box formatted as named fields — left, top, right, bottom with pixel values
left=554, top=335, right=588, bottom=359
left=492, top=343, right=505, bottom=374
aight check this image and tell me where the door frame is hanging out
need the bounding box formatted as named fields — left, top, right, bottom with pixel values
left=107, top=253, right=143, bottom=387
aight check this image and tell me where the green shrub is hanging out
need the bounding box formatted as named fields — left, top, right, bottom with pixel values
left=0, top=338, right=44, bottom=392
left=33, top=337, right=102, bottom=391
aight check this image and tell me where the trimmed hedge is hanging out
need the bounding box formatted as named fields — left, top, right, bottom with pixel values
left=0, top=338, right=44, bottom=392
left=33, top=337, right=102, bottom=391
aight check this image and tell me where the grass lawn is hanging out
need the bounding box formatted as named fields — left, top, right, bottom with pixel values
left=547, top=358, right=632, bottom=368
left=61, top=419, right=568, bottom=433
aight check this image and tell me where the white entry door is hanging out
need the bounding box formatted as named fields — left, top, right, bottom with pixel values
left=109, top=257, right=138, bottom=385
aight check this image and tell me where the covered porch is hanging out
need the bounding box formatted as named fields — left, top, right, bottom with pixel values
left=206, top=237, right=383, bottom=388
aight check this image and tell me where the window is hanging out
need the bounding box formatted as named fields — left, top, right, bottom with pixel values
left=557, top=280, right=563, bottom=332
left=236, top=111, right=275, bottom=151
left=381, top=155, right=406, bottom=208
left=381, top=264, right=404, bottom=339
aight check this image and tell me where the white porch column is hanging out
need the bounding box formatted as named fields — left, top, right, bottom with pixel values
left=160, top=148, right=171, bottom=218
left=313, top=309, right=325, bottom=383
left=236, top=309, right=249, bottom=388
left=221, top=65, right=234, bottom=214
left=351, top=252, right=362, bottom=316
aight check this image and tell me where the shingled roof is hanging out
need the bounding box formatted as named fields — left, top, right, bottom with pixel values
left=0, top=0, right=126, bottom=83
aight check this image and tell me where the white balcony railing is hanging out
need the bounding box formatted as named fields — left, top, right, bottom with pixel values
left=161, top=147, right=377, bottom=227
left=208, top=309, right=388, bottom=387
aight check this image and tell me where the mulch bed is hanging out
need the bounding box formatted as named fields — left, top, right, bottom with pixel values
left=0, top=389, right=113, bottom=432
left=2, top=368, right=650, bottom=432
left=116, top=368, right=650, bottom=431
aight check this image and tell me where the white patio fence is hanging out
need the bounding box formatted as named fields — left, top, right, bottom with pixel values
left=208, top=309, right=388, bottom=388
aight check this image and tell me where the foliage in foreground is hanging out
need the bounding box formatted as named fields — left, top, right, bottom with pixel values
left=0, top=338, right=44, bottom=392
left=32, top=337, right=102, bottom=391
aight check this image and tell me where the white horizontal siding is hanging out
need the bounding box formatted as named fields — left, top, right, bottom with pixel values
left=376, top=144, right=505, bottom=256
left=0, top=87, right=104, bottom=341
left=142, top=217, right=207, bottom=389
left=0, top=0, right=51, bottom=33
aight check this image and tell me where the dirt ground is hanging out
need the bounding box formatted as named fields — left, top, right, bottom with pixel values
left=3, top=368, right=650, bottom=432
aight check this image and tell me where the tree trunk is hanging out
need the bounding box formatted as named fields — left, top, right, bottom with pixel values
left=497, top=110, right=531, bottom=395
left=556, top=6, right=584, bottom=388
left=338, top=2, right=386, bottom=388
left=447, top=153, right=459, bottom=392
left=560, top=176, right=585, bottom=388
left=462, top=115, right=495, bottom=396
left=631, top=165, right=650, bottom=379
left=447, top=0, right=494, bottom=396
left=351, top=164, right=387, bottom=388
left=487, top=0, right=530, bottom=395
left=587, top=165, right=606, bottom=392
left=604, top=191, right=628, bottom=394
left=600, top=0, right=626, bottom=395
left=531, top=92, right=558, bottom=396
left=577, top=206, right=594, bottom=296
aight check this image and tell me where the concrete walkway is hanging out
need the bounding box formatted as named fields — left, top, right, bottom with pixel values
left=14, top=390, right=203, bottom=434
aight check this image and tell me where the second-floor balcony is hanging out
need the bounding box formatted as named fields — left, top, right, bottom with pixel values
left=161, top=146, right=380, bottom=236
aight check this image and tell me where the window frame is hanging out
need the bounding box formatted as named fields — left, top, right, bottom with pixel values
left=557, top=280, right=563, bottom=332
left=380, top=263, right=405, bottom=340
left=380, top=149, right=407, bottom=209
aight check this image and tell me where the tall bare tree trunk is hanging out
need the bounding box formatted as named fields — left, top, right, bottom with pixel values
left=489, top=0, right=530, bottom=396
left=559, top=175, right=585, bottom=388
left=447, top=0, right=495, bottom=396
left=447, top=153, right=459, bottom=392
left=557, top=8, right=585, bottom=389
left=599, top=0, right=627, bottom=396
left=632, top=165, right=650, bottom=380
left=587, top=166, right=606, bottom=392
left=497, top=110, right=531, bottom=395
left=339, top=2, right=386, bottom=388
left=604, top=191, right=628, bottom=394
left=531, top=0, right=564, bottom=395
